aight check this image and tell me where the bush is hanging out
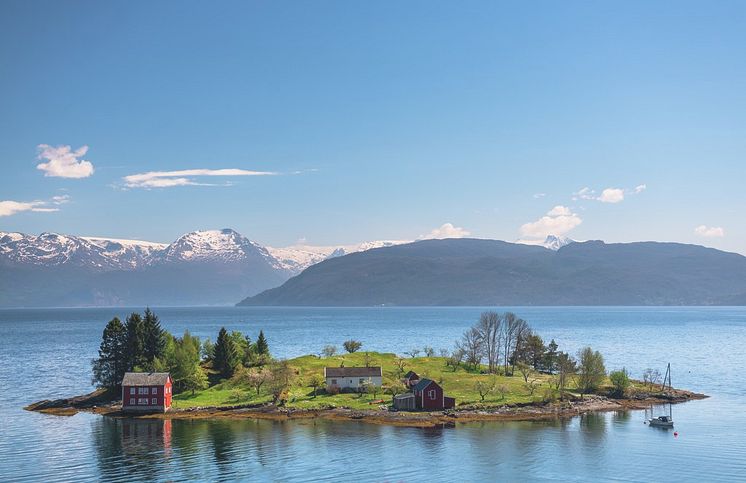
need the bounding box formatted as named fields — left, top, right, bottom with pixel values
left=609, top=368, right=631, bottom=397
left=327, top=385, right=341, bottom=395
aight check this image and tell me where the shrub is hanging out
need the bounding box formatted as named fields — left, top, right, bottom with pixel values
left=609, top=368, right=631, bottom=397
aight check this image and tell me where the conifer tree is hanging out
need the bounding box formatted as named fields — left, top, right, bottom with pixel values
left=91, top=317, right=128, bottom=389
left=142, top=308, right=166, bottom=364
left=255, top=330, right=269, bottom=356
left=125, top=312, right=147, bottom=370
left=213, top=327, right=239, bottom=378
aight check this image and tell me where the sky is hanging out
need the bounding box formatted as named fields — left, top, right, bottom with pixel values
left=0, top=1, right=744, bottom=252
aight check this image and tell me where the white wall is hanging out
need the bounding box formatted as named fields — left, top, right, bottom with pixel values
left=326, top=375, right=382, bottom=390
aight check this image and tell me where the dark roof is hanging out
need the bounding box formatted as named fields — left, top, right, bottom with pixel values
left=403, top=370, right=419, bottom=379
left=324, top=366, right=382, bottom=378
left=122, top=372, right=171, bottom=386
left=412, top=378, right=438, bottom=392
left=394, top=393, right=415, bottom=400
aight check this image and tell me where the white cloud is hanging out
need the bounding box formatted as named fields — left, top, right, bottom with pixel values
left=0, top=200, right=59, bottom=217
left=420, top=223, right=471, bottom=239
left=694, top=225, right=725, bottom=238
left=51, top=195, right=71, bottom=205
left=533, top=193, right=546, bottom=199
left=573, top=184, right=646, bottom=203
left=122, top=168, right=276, bottom=189
left=598, top=188, right=625, bottom=203
left=36, top=144, right=95, bottom=178
left=520, top=205, right=582, bottom=239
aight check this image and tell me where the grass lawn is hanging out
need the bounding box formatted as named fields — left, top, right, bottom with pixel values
left=172, top=351, right=636, bottom=411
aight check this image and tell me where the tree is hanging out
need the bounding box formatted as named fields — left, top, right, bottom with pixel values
left=577, top=347, right=606, bottom=396
left=213, top=327, right=240, bottom=378
left=475, top=311, right=502, bottom=374
left=343, top=340, right=362, bottom=353
left=609, top=368, right=631, bottom=397
left=363, top=352, right=376, bottom=368
left=543, top=339, right=559, bottom=373
left=496, top=384, right=509, bottom=400
left=255, top=330, right=269, bottom=356
left=142, top=308, right=166, bottom=365
left=202, top=338, right=215, bottom=361
left=643, top=368, right=661, bottom=388
left=307, top=373, right=324, bottom=398
left=91, top=317, right=128, bottom=389
left=395, top=357, right=407, bottom=375
left=446, top=349, right=464, bottom=371
left=169, top=330, right=202, bottom=392
left=457, top=327, right=483, bottom=370
left=125, top=312, right=147, bottom=370
left=524, top=378, right=541, bottom=396
left=556, top=352, right=576, bottom=401
left=269, top=360, right=294, bottom=405
left=516, top=361, right=533, bottom=383
left=439, top=348, right=450, bottom=357
left=322, top=345, right=337, bottom=358
left=522, top=333, right=546, bottom=371
left=183, top=366, right=208, bottom=395
left=404, top=349, right=421, bottom=358
left=386, top=378, right=408, bottom=397
left=423, top=346, right=435, bottom=357
left=474, top=378, right=496, bottom=402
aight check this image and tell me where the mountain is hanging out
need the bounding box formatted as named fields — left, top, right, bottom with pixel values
left=0, top=229, right=412, bottom=307
left=516, top=235, right=575, bottom=250
left=265, top=240, right=408, bottom=273
left=0, top=229, right=288, bottom=307
left=238, top=238, right=746, bottom=306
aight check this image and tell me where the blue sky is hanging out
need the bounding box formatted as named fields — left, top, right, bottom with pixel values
left=1, top=1, right=744, bottom=252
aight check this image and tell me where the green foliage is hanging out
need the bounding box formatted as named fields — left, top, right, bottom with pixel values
left=343, top=339, right=362, bottom=353
left=183, top=366, right=209, bottom=395
left=609, top=368, right=631, bottom=397
left=577, top=347, right=606, bottom=395
left=142, top=308, right=166, bottom=365
left=213, top=327, right=240, bottom=379
left=255, top=330, right=269, bottom=356
left=125, top=312, right=147, bottom=369
left=474, top=378, right=497, bottom=401
left=306, top=373, right=324, bottom=397
left=91, top=317, right=128, bottom=389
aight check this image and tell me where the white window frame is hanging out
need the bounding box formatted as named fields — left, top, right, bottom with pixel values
left=428, top=389, right=436, bottom=400
left=152, top=398, right=157, bottom=405
left=152, top=387, right=157, bottom=395
left=130, top=387, right=135, bottom=395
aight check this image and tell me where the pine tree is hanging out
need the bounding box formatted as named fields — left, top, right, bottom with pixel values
left=142, top=308, right=166, bottom=364
left=125, top=312, right=147, bottom=370
left=91, top=317, right=128, bottom=389
left=213, top=327, right=239, bottom=378
left=255, top=330, right=269, bottom=356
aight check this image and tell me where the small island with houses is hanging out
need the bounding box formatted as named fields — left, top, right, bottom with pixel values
left=26, top=309, right=706, bottom=428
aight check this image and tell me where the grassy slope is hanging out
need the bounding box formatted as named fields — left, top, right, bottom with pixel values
left=172, top=352, right=632, bottom=411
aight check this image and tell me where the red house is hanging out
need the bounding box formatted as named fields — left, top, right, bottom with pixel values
left=412, top=378, right=455, bottom=410
left=121, top=372, right=173, bottom=413
left=402, top=370, right=420, bottom=388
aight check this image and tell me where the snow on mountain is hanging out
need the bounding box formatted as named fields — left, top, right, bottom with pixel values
left=516, top=235, right=575, bottom=251
left=266, top=240, right=409, bottom=273
left=150, top=228, right=281, bottom=268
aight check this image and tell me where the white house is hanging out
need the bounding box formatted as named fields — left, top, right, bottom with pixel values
left=324, top=366, right=382, bottom=391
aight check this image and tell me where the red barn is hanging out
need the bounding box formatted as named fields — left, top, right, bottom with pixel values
left=412, top=378, right=456, bottom=410
left=121, top=372, right=173, bottom=413
left=402, top=370, right=420, bottom=388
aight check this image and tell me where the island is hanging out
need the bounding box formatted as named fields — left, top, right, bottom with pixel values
left=26, top=309, right=707, bottom=428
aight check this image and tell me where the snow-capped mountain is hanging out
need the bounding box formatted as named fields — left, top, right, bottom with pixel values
left=0, top=232, right=164, bottom=270
left=516, top=235, right=575, bottom=251
left=266, top=240, right=409, bottom=273
left=150, top=228, right=279, bottom=267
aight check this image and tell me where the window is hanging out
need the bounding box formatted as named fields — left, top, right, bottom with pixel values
left=428, top=389, right=436, bottom=400
left=129, top=387, right=135, bottom=395
left=152, top=387, right=157, bottom=395
left=129, top=398, right=135, bottom=405
left=152, top=398, right=157, bottom=405
left=331, top=379, right=337, bottom=385
left=359, top=378, right=365, bottom=384
left=138, top=398, right=148, bottom=405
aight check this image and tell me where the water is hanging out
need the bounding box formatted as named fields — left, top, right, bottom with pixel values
left=0, top=307, right=744, bottom=482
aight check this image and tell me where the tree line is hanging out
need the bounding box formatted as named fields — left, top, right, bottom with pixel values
left=91, top=309, right=272, bottom=396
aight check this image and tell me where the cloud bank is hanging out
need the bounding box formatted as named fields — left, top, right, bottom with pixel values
left=36, top=144, right=94, bottom=178
left=122, top=168, right=277, bottom=189
left=520, top=205, right=582, bottom=239
left=573, top=184, right=646, bottom=203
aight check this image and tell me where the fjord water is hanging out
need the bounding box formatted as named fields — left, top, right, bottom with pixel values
left=0, top=307, right=744, bottom=482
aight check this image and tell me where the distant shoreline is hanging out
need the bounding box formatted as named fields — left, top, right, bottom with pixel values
left=25, top=388, right=707, bottom=429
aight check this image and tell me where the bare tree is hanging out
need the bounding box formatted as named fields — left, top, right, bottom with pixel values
left=404, top=349, right=421, bottom=358
left=556, top=352, right=576, bottom=401
left=395, top=357, right=407, bottom=375
left=322, top=345, right=337, bottom=358
left=496, top=384, right=509, bottom=401
left=475, top=311, right=503, bottom=374
left=446, top=348, right=464, bottom=371
left=524, top=378, right=541, bottom=396
left=457, top=327, right=483, bottom=370
left=474, top=378, right=496, bottom=402
left=423, top=346, right=435, bottom=357
left=516, top=361, right=533, bottom=383
left=439, top=348, right=449, bottom=358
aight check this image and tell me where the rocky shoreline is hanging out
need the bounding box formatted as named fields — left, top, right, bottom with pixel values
left=25, top=388, right=707, bottom=429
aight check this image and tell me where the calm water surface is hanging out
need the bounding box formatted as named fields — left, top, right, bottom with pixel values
left=0, top=307, right=744, bottom=482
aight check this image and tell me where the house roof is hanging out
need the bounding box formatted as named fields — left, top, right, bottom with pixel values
left=412, top=378, right=438, bottom=392
left=403, top=370, right=419, bottom=379
left=394, top=393, right=415, bottom=400
left=324, top=366, right=382, bottom=378
left=122, top=372, right=171, bottom=386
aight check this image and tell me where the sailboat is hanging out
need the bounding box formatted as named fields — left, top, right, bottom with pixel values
left=647, top=363, right=674, bottom=427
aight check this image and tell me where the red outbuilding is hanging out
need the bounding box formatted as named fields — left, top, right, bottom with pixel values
left=402, top=370, right=421, bottom=388
left=412, top=378, right=456, bottom=410
left=121, top=372, right=173, bottom=413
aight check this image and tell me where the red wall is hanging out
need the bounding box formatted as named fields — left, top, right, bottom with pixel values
left=416, top=382, right=444, bottom=410
left=122, top=378, right=172, bottom=409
